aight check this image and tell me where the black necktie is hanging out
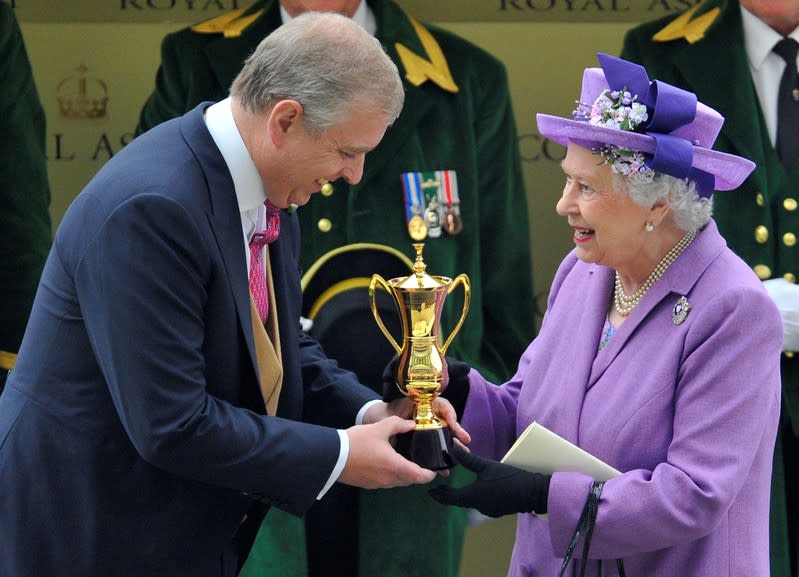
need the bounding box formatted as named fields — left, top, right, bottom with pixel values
left=773, top=37, right=799, bottom=171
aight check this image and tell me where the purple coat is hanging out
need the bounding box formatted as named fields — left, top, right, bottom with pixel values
left=463, top=220, right=782, bottom=577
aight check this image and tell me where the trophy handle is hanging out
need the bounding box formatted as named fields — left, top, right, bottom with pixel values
left=368, top=274, right=403, bottom=355
left=440, top=273, right=471, bottom=354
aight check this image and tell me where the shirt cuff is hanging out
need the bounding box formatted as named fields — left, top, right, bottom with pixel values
left=317, top=430, right=349, bottom=500
left=316, top=400, right=382, bottom=500
left=356, top=399, right=383, bottom=425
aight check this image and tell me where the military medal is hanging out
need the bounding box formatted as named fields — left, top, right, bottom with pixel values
left=421, top=174, right=443, bottom=238
left=439, top=170, right=462, bottom=235
left=408, top=210, right=428, bottom=241
left=402, top=170, right=462, bottom=239
left=402, top=172, right=428, bottom=240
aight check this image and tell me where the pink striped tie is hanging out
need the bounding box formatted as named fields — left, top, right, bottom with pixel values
left=248, top=202, right=280, bottom=323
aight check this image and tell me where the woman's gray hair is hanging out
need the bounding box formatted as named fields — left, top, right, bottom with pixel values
left=230, top=11, right=404, bottom=136
left=618, top=172, right=714, bottom=232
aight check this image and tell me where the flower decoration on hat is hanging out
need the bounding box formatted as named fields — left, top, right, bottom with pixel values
left=574, top=54, right=718, bottom=196
left=574, top=88, right=656, bottom=184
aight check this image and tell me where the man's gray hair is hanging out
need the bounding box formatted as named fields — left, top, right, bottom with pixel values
left=619, top=172, right=714, bottom=232
left=230, top=11, right=404, bottom=136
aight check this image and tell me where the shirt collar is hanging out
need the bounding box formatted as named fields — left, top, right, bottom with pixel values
left=204, top=97, right=266, bottom=213
left=741, top=4, right=798, bottom=70
left=279, top=1, right=376, bottom=36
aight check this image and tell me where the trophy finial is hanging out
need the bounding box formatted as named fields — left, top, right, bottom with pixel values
left=412, top=243, right=427, bottom=280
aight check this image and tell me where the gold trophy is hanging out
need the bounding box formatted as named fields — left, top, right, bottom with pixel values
left=369, top=243, right=470, bottom=469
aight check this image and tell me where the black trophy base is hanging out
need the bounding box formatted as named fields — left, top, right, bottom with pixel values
left=392, top=426, right=455, bottom=470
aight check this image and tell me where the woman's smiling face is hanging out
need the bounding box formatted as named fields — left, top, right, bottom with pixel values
left=556, top=143, right=653, bottom=272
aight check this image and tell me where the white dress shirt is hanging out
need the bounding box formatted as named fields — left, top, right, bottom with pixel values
left=741, top=5, right=799, bottom=146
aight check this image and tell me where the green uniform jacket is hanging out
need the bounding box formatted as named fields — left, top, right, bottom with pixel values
left=622, top=2, right=799, bottom=574
left=137, top=1, right=536, bottom=576
left=0, top=2, right=51, bottom=391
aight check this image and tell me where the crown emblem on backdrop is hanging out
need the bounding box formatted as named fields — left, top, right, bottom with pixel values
left=56, top=64, right=109, bottom=119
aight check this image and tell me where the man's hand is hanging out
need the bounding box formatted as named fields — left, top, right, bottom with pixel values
left=339, top=417, right=436, bottom=489
left=363, top=398, right=471, bottom=446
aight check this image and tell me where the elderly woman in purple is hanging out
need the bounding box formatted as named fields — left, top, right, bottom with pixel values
left=431, top=54, right=783, bottom=577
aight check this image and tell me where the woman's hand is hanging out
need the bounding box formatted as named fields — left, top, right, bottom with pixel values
left=429, top=444, right=551, bottom=517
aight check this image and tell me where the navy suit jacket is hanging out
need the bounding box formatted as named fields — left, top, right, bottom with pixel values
left=0, top=103, right=378, bottom=577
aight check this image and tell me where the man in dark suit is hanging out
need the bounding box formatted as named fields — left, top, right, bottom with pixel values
left=621, top=1, right=799, bottom=575
left=136, top=2, right=536, bottom=575
left=0, top=13, right=466, bottom=577
left=0, top=2, right=51, bottom=392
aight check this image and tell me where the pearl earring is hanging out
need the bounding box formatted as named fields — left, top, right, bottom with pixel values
left=645, top=222, right=654, bottom=232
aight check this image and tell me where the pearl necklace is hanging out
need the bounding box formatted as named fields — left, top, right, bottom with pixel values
left=613, top=230, right=696, bottom=316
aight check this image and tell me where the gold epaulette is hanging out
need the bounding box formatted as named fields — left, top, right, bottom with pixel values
left=191, top=2, right=264, bottom=39
left=652, top=2, right=720, bottom=44
left=395, top=17, right=459, bottom=94
left=0, top=350, right=17, bottom=371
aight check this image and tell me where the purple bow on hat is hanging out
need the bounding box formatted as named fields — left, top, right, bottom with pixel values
left=536, top=53, right=755, bottom=196
left=597, top=54, right=715, bottom=197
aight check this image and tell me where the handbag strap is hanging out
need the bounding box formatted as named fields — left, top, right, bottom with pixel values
left=557, top=481, right=627, bottom=577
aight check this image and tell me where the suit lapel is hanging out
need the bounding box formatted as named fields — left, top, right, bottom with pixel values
left=180, top=106, right=266, bottom=396
left=588, top=222, right=725, bottom=388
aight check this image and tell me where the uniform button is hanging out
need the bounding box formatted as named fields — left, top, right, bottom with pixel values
left=784, top=273, right=797, bottom=283
left=756, top=192, right=765, bottom=207
left=784, top=232, right=797, bottom=247
left=321, top=182, right=334, bottom=197
left=786, top=351, right=795, bottom=359
left=317, top=218, right=332, bottom=233
left=754, top=264, right=772, bottom=280
left=784, top=198, right=798, bottom=211
left=755, top=225, right=769, bottom=244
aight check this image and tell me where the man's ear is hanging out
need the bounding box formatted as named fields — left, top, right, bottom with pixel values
left=267, top=99, right=303, bottom=147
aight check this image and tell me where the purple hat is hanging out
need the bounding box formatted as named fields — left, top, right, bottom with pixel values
left=536, top=53, right=755, bottom=198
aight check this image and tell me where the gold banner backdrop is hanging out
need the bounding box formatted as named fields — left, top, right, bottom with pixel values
left=14, top=0, right=688, bottom=330
left=11, top=0, right=700, bottom=23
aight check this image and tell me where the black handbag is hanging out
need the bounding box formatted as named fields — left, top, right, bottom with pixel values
left=557, top=481, right=627, bottom=577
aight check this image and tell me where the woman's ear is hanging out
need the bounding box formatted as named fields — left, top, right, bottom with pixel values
left=648, top=198, right=671, bottom=228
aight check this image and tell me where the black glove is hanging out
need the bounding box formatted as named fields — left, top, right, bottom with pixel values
left=428, top=444, right=551, bottom=518
left=381, top=355, right=471, bottom=416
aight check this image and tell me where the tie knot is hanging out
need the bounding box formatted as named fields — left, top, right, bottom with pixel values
left=249, top=230, right=272, bottom=250
left=774, top=37, right=799, bottom=64
left=249, top=201, right=281, bottom=248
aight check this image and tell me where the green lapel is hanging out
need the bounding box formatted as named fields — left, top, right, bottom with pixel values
left=671, top=0, right=766, bottom=164
left=355, top=0, right=438, bottom=193
left=203, top=0, right=281, bottom=95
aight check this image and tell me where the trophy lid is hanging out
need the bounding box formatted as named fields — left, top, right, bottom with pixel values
left=397, top=243, right=445, bottom=289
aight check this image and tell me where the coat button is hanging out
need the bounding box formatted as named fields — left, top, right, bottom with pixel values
left=755, top=225, right=769, bottom=244
left=756, top=192, right=765, bottom=207
left=784, top=273, right=796, bottom=283
left=784, top=232, right=797, bottom=247
left=318, top=218, right=332, bottom=233
left=754, top=264, right=772, bottom=280
left=784, top=198, right=797, bottom=211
